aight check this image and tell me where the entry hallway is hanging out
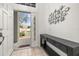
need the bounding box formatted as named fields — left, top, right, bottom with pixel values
left=11, top=47, right=48, bottom=56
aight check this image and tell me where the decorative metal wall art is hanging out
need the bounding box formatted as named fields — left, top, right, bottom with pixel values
left=48, top=5, right=70, bottom=24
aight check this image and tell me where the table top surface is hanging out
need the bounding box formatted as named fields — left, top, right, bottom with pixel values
left=40, top=34, right=79, bottom=48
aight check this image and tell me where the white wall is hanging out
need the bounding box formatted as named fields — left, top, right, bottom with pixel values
left=36, top=3, right=79, bottom=55
left=37, top=3, right=79, bottom=43
left=36, top=4, right=48, bottom=46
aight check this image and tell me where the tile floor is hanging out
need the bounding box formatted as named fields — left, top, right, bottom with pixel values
left=11, top=46, right=48, bottom=56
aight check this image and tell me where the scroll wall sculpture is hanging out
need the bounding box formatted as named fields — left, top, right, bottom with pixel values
left=48, top=5, right=70, bottom=24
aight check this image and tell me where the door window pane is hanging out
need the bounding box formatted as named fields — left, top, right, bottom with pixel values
left=18, top=12, right=31, bottom=39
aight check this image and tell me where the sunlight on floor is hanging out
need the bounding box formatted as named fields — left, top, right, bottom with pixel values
left=11, top=46, right=48, bottom=56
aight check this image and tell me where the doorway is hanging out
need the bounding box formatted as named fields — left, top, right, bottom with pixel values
left=18, top=11, right=32, bottom=47
left=14, top=11, right=32, bottom=48
left=18, top=12, right=31, bottom=40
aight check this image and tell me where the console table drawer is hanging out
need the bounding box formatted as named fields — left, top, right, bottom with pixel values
left=47, top=38, right=67, bottom=54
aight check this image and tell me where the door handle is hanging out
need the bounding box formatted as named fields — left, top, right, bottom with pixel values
left=0, top=36, right=4, bottom=45
left=0, top=33, right=4, bottom=44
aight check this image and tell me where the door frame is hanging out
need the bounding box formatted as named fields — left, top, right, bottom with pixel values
left=13, top=4, right=37, bottom=49
left=13, top=11, right=36, bottom=48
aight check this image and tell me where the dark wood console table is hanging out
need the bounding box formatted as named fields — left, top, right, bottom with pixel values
left=40, top=34, right=79, bottom=56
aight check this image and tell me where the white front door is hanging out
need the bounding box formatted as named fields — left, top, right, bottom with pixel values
left=0, top=42, right=3, bottom=56
left=2, top=10, right=8, bottom=55
left=0, top=9, right=3, bottom=30
left=0, top=4, right=13, bottom=56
